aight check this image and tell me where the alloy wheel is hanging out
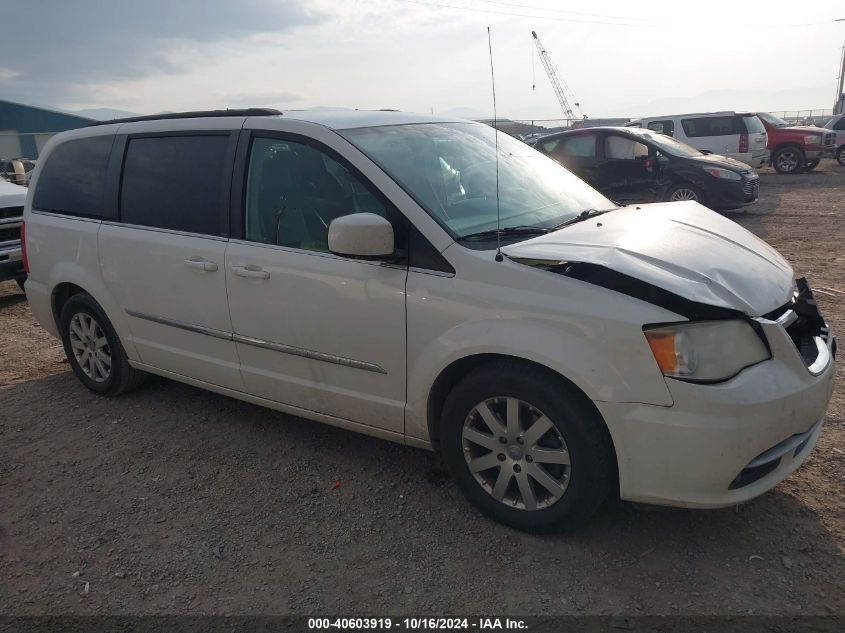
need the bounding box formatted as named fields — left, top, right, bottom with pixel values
left=669, top=188, right=698, bottom=201
left=69, top=312, right=112, bottom=383
left=461, top=397, right=570, bottom=511
left=776, top=151, right=799, bottom=173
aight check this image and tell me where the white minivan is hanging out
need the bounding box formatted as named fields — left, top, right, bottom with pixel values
left=22, top=109, right=835, bottom=530
left=629, top=112, right=769, bottom=168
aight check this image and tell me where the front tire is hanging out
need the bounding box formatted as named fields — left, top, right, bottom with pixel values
left=439, top=362, right=615, bottom=531
left=59, top=293, right=145, bottom=396
left=772, top=146, right=805, bottom=174
left=836, top=147, right=845, bottom=167
left=666, top=183, right=703, bottom=204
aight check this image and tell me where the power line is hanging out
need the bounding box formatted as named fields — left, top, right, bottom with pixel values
left=393, top=0, right=667, bottom=27
left=474, top=0, right=658, bottom=24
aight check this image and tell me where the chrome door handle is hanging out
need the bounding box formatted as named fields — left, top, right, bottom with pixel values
left=184, top=257, right=218, bottom=272
left=231, top=264, right=270, bottom=280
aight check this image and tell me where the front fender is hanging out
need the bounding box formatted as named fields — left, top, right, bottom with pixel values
left=404, top=316, right=674, bottom=442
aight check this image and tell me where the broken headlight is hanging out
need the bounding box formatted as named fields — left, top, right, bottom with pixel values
left=643, top=320, right=770, bottom=382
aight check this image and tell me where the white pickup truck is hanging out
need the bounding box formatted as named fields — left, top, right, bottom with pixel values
left=0, top=178, right=27, bottom=289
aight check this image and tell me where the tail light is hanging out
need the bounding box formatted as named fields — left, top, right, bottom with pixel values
left=739, top=133, right=749, bottom=153
left=21, top=220, right=29, bottom=273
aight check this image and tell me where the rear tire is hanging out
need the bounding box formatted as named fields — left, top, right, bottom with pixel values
left=772, top=146, right=805, bottom=174
left=803, top=159, right=820, bottom=172
left=59, top=293, right=145, bottom=396
left=439, top=362, right=615, bottom=531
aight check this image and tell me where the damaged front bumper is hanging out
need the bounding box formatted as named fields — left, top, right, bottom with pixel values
left=596, top=279, right=836, bottom=509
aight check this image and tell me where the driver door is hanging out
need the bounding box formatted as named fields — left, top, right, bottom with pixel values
left=597, top=133, right=658, bottom=204
left=225, top=130, right=409, bottom=434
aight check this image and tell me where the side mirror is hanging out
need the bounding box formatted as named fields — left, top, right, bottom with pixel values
left=328, top=213, right=395, bottom=259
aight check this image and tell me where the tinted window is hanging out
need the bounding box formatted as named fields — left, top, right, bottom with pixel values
left=557, top=134, right=596, bottom=157
left=647, top=119, right=675, bottom=136
left=681, top=116, right=741, bottom=137
left=33, top=136, right=113, bottom=217
left=834, top=117, right=845, bottom=131
left=244, top=137, right=391, bottom=252
left=120, top=135, right=229, bottom=235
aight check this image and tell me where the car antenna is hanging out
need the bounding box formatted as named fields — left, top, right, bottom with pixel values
left=487, top=26, right=503, bottom=263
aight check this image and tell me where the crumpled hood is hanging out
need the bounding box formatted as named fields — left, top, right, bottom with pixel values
left=502, top=201, right=794, bottom=317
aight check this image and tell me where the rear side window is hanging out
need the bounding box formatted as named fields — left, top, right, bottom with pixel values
left=557, top=135, right=596, bottom=157
left=681, top=116, right=742, bottom=137
left=120, top=135, right=229, bottom=236
left=32, top=136, right=113, bottom=218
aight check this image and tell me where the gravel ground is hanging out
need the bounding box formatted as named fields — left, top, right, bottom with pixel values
left=1, top=163, right=843, bottom=616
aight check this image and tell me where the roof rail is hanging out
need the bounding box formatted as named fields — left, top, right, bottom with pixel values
left=86, top=108, right=282, bottom=127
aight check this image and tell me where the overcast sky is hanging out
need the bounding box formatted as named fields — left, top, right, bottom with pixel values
left=1, top=0, right=843, bottom=120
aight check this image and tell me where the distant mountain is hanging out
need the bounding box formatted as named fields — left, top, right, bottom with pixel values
left=607, top=86, right=832, bottom=118
left=72, top=107, right=142, bottom=120
left=439, top=106, right=489, bottom=119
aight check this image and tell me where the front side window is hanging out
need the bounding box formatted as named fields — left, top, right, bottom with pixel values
left=341, top=122, right=615, bottom=239
left=605, top=135, right=649, bottom=160
left=120, top=135, right=229, bottom=235
left=33, top=136, right=113, bottom=218
left=244, top=137, right=390, bottom=252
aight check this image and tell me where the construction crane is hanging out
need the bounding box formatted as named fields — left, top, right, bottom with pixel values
left=531, top=30, right=586, bottom=121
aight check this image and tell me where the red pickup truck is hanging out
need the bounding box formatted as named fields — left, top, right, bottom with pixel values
left=756, top=112, right=837, bottom=174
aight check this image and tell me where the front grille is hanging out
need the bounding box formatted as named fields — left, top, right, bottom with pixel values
left=0, top=225, right=21, bottom=243
left=766, top=278, right=829, bottom=369
left=743, top=175, right=759, bottom=199
left=0, top=205, right=23, bottom=220
left=823, top=132, right=835, bottom=147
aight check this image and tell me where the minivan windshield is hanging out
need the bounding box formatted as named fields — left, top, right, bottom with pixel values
left=757, top=112, right=790, bottom=128
left=341, top=122, right=617, bottom=240
left=639, top=131, right=702, bottom=158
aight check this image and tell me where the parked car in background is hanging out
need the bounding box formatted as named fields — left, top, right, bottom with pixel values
left=755, top=112, right=836, bottom=174
left=534, top=126, right=758, bottom=210
left=627, top=112, right=769, bottom=169
left=22, top=109, right=834, bottom=530
left=1, top=158, right=36, bottom=186
left=0, top=178, right=27, bottom=289
left=823, top=113, right=845, bottom=166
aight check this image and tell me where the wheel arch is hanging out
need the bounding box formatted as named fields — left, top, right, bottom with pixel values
left=51, top=281, right=87, bottom=328
left=426, top=353, right=615, bottom=453
left=772, top=141, right=805, bottom=156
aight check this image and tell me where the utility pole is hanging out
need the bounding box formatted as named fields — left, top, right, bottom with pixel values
left=836, top=19, right=845, bottom=114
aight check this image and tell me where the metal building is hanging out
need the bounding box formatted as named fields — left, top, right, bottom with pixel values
left=0, top=99, right=94, bottom=160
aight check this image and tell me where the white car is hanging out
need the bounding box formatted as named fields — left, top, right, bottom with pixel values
left=22, top=109, right=835, bottom=530
left=628, top=111, right=769, bottom=169
left=824, top=113, right=845, bottom=165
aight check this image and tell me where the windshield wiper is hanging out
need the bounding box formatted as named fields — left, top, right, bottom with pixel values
left=458, top=225, right=551, bottom=242
left=552, top=208, right=612, bottom=229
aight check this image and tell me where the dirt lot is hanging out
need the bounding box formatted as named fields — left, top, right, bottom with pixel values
left=1, top=163, right=843, bottom=616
